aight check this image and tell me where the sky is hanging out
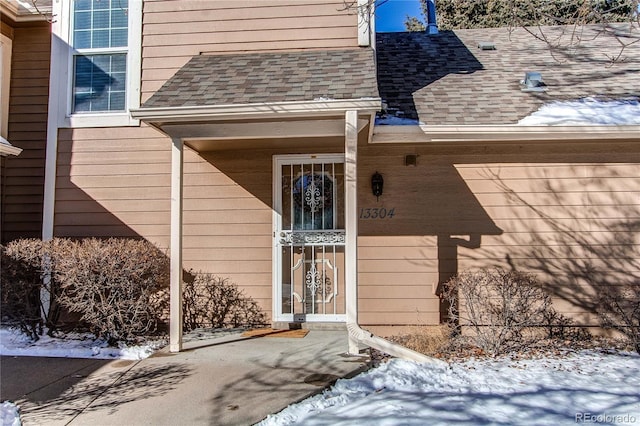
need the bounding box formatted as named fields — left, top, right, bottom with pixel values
left=375, top=0, right=423, bottom=32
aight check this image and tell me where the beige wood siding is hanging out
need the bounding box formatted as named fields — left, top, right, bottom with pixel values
left=54, top=126, right=172, bottom=242
left=357, top=140, right=640, bottom=328
left=53, top=132, right=340, bottom=318
left=141, top=0, right=359, bottom=102
left=1, top=24, right=50, bottom=242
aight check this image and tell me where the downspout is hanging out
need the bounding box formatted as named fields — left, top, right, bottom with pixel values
left=346, top=323, right=447, bottom=366
left=344, top=111, right=446, bottom=367
left=426, top=0, right=439, bottom=35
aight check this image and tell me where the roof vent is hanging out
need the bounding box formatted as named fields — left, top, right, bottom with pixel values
left=477, top=42, right=496, bottom=50
left=521, top=72, right=547, bottom=92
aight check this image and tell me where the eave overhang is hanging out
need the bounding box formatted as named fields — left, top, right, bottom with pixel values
left=372, top=124, right=640, bottom=144
left=131, top=98, right=382, bottom=123
left=0, top=137, right=22, bottom=156
left=1, top=0, right=52, bottom=23
left=132, top=98, right=381, bottom=151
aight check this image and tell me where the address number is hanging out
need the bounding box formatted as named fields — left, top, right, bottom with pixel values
left=359, top=208, right=395, bottom=219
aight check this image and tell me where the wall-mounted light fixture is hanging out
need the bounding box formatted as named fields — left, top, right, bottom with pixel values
left=371, top=171, right=383, bottom=201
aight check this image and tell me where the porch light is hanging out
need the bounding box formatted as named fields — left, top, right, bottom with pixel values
left=371, top=172, right=384, bottom=200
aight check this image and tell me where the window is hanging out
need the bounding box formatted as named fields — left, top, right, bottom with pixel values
left=71, top=0, right=128, bottom=113
left=48, top=0, right=141, bottom=127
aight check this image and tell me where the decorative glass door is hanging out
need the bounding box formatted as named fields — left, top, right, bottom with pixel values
left=274, top=155, right=346, bottom=322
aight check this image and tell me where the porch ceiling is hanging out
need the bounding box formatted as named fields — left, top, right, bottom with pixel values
left=159, top=117, right=370, bottom=152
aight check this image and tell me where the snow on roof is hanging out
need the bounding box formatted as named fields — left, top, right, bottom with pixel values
left=518, top=98, right=640, bottom=126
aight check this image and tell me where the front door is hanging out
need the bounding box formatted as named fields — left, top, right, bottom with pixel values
left=273, top=155, right=346, bottom=322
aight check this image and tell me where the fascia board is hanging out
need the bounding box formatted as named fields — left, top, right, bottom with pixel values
left=131, top=98, right=382, bottom=123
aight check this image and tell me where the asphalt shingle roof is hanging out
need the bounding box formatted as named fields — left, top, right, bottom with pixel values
left=142, top=48, right=379, bottom=108
left=376, top=25, right=640, bottom=125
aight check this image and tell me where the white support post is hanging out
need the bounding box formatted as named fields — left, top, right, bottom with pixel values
left=344, top=110, right=359, bottom=354
left=170, top=137, right=184, bottom=352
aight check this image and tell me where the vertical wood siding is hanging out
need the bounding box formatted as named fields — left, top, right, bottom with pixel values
left=141, top=0, right=359, bottom=102
left=1, top=25, right=50, bottom=242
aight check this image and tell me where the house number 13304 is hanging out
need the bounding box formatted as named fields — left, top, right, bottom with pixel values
left=359, top=208, right=395, bottom=219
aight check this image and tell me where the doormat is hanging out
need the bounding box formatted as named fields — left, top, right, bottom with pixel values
left=241, top=328, right=309, bottom=338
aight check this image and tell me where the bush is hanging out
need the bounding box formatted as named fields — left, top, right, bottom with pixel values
left=182, top=272, right=266, bottom=331
left=1, top=239, right=46, bottom=339
left=443, top=268, right=553, bottom=355
left=54, top=238, right=169, bottom=344
left=599, top=283, right=640, bottom=353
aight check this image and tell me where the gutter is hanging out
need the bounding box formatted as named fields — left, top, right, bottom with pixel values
left=372, top=124, right=640, bottom=143
left=131, top=98, right=382, bottom=123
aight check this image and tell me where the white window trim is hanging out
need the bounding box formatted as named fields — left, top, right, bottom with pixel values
left=51, top=0, right=141, bottom=128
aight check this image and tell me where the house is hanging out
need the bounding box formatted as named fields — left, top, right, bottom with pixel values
left=1, top=0, right=638, bottom=355
left=1, top=0, right=49, bottom=241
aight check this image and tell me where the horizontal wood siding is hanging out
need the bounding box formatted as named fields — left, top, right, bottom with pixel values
left=141, top=0, right=359, bottom=102
left=357, top=141, right=640, bottom=328
left=53, top=126, right=171, bottom=244
left=1, top=25, right=50, bottom=242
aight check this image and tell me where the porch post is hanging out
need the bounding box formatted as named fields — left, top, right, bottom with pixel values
left=170, top=137, right=184, bottom=352
left=345, top=110, right=359, bottom=354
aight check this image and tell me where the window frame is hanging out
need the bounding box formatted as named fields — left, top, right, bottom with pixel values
left=53, top=0, right=141, bottom=128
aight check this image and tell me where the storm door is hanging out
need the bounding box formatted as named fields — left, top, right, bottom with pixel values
left=273, top=155, right=346, bottom=322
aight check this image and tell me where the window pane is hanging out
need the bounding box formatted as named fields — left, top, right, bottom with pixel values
left=74, top=94, right=92, bottom=112
left=73, top=54, right=127, bottom=113
left=92, top=0, right=110, bottom=10
left=111, top=29, right=128, bottom=47
left=91, top=93, right=109, bottom=111
left=93, top=10, right=110, bottom=29
left=75, top=0, right=92, bottom=11
left=109, top=91, right=125, bottom=110
left=74, top=11, right=91, bottom=30
left=73, top=0, right=128, bottom=49
left=74, top=31, right=91, bottom=49
left=110, top=71, right=126, bottom=91
left=91, top=55, right=111, bottom=70
left=111, top=9, right=127, bottom=27
left=92, top=29, right=110, bottom=49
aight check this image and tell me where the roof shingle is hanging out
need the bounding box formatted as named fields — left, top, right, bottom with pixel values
left=142, top=48, right=379, bottom=108
left=376, top=25, right=640, bottom=125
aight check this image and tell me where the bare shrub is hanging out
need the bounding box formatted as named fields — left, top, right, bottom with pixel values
left=54, top=238, right=169, bottom=344
left=1, top=239, right=46, bottom=339
left=599, top=283, right=640, bottom=353
left=542, top=308, right=592, bottom=342
left=182, top=272, right=266, bottom=331
left=443, top=268, right=552, bottom=355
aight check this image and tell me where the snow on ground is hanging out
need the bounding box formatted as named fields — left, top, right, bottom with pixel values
left=260, top=350, right=640, bottom=426
left=2, top=326, right=639, bottom=426
left=0, top=327, right=165, bottom=360
left=518, top=98, right=640, bottom=125
left=0, top=401, right=20, bottom=426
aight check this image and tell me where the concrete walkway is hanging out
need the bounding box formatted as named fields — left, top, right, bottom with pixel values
left=1, top=330, right=368, bottom=425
